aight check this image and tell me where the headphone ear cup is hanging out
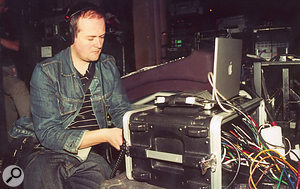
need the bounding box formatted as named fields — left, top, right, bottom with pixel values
left=69, top=25, right=74, bottom=44
left=65, top=2, right=100, bottom=44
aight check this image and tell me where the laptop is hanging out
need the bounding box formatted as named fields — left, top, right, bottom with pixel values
left=212, top=37, right=243, bottom=101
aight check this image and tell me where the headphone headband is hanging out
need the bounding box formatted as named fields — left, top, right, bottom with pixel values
left=65, top=2, right=103, bottom=22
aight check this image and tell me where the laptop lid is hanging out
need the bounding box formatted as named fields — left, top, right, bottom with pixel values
left=212, top=37, right=243, bottom=100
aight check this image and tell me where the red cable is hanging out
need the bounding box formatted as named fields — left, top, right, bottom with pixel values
left=271, top=121, right=277, bottom=126
left=296, top=161, right=300, bottom=189
left=248, top=115, right=259, bottom=130
left=229, top=130, right=239, bottom=139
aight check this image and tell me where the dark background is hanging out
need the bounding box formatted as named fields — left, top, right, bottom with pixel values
left=1, top=0, right=300, bottom=160
left=5, top=0, right=300, bottom=81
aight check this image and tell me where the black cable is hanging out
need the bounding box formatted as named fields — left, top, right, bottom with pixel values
left=221, top=102, right=262, bottom=147
left=222, top=131, right=239, bottom=143
left=221, top=130, right=253, bottom=154
left=221, top=101, right=257, bottom=130
left=222, top=136, right=241, bottom=189
left=109, top=141, right=126, bottom=179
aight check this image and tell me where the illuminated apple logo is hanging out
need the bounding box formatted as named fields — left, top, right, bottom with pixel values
left=228, top=61, right=233, bottom=75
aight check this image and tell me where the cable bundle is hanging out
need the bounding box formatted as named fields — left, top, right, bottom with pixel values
left=220, top=103, right=299, bottom=189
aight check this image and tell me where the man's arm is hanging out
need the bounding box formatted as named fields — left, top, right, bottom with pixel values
left=0, top=38, right=19, bottom=51
left=105, top=57, right=131, bottom=128
left=30, top=64, right=86, bottom=153
left=76, top=57, right=130, bottom=151
left=79, top=128, right=123, bottom=151
left=31, top=63, right=124, bottom=153
left=79, top=58, right=128, bottom=151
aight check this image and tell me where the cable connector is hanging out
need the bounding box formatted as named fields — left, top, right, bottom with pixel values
left=290, top=144, right=300, bottom=162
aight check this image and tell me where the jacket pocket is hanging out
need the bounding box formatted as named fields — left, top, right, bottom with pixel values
left=56, top=93, right=79, bottom=116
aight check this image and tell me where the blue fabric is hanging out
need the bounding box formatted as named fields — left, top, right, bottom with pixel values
left=11, top=47, right=131, bottom=188
left=28, top=47, right=131, bottom=157
left=8, top=116, right=35, bottom=139
left=22, top=149, right=111, bottom=189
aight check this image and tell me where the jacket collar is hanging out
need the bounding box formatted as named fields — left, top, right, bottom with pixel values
left=59, top=47, right=105, bottom=78
left=59, top=47, right=78, bottom=77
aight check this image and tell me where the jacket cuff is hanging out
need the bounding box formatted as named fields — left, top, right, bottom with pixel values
left=63, top=130, right=86, bottom=153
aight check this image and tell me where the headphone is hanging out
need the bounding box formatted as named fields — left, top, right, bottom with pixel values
left=65, top=2, right=102, bottom=43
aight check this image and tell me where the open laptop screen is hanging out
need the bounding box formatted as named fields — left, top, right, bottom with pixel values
left=212, top=37, right=243, bottom=100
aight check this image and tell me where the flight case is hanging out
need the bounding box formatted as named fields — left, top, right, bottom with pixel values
left=123, top=97, right=263, bottom=189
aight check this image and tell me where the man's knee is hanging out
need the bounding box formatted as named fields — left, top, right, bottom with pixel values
left=22, top=151, right=65, bottom=188
left=9, top=80, right=29, bottom=96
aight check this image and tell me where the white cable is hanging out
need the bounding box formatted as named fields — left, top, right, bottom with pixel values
left=215, top=90, right=233, bottom=113
left=284, top=137, right=291, bottom=157
left=233, top=128, right=246, bottom=142
left=248, top=153, right=270, bottom=165
left=207, top=72, right=233, bottom=112
left=231, top=123, right=252, bottom=141
left=269, top=168, right=278, bottom=179
left=258, top=123, right=272, bottom=133
left=223, top=158, right=237, bottom=165
left=221, top=147, right=227, bottom=162
left=248, top=141, right=263, bottom=150
left=208, top=72, right=228, bottom=100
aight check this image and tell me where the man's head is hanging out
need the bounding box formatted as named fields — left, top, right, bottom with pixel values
left=0, top=0, right=7, bottom=15
left=68, top=3, right=106, bottom=63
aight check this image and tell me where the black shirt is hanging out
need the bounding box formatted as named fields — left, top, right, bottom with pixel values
left=68, top=63, right=99, bottom=131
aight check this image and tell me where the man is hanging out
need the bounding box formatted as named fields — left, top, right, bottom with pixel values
left=22, top=3, right=131, bottom=188
left=0, top=0, right=31, bottom=133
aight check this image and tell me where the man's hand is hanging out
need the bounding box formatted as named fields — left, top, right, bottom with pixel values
left=101, top=128, right=123, bottom=151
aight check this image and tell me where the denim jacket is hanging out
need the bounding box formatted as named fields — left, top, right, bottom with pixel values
left=27, top=47, right=130, bottom=157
